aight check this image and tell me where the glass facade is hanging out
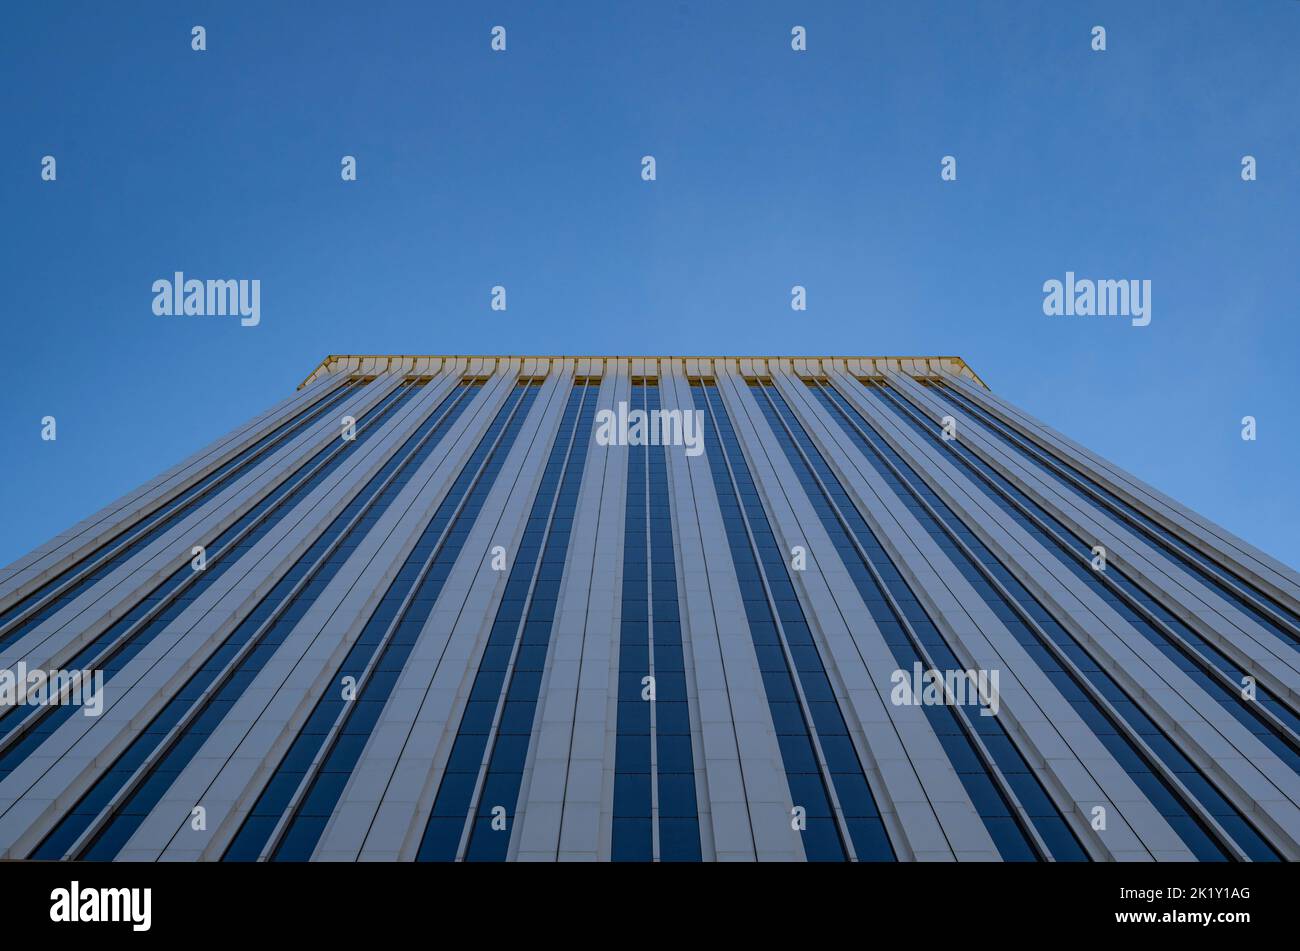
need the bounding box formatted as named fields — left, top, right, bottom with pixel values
left=806, top=381, right=1264, bottom=860
left=418, top=380, right=598, bottom=861
left=864, top=383, right=1300, bottom=778
left=612, top=381, right=701, bottom=861
left=753, top=381, right=1078, bottom=861
left=0, top=378, right=359, bottom=648
left=696, top=381, right=894, bottom=861
left=7, top=380, right=420, bottom=791
left=36, top=379, right=474, bottom=859
left=0, top=356, right=1296, bottom=863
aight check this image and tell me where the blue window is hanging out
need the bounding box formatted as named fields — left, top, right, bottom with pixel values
left=36, top=379, right=480, bottom=860
left=938, top=383, right=1300, bottom=653
left=613, top=394, right=703, bottom=864
left=752, top=381, right=1076, bottom=861
left=0, top=379, right=361, bottom=650
left=695, top=382, right=894, bottom=862
left=417, top=381, right=599, bottom=862
left=245, top=382, right=540, bottom=861
left=853, top=378, right=1278, bottom=861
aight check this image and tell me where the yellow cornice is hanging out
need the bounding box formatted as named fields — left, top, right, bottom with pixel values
left=299, top=354, right=989, bottom=391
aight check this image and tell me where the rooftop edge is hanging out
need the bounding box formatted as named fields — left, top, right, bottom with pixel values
left=298, top=355, right=988, bottom=391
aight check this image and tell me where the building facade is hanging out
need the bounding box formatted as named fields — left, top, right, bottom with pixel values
left=1, top=354, right=1298, bottom=862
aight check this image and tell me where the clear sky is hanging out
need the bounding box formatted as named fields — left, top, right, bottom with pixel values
left=2, top=1, right=1297, bottom=571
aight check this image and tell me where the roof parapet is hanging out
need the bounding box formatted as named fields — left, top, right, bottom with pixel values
left=298, top=355, right=988, bottom=391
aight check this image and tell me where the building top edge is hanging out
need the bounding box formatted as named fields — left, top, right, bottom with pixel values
left=298, top=355, right=989, bottom=391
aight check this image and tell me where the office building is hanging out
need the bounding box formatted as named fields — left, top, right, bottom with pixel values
left=1, top=354, right=1297, bottom=861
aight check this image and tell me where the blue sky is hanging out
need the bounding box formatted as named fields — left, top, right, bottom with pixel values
left=2, top=1, right=1298, bottom=570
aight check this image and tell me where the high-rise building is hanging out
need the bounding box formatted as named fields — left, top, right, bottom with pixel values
left=1, top=354, right=1297, bottom=862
